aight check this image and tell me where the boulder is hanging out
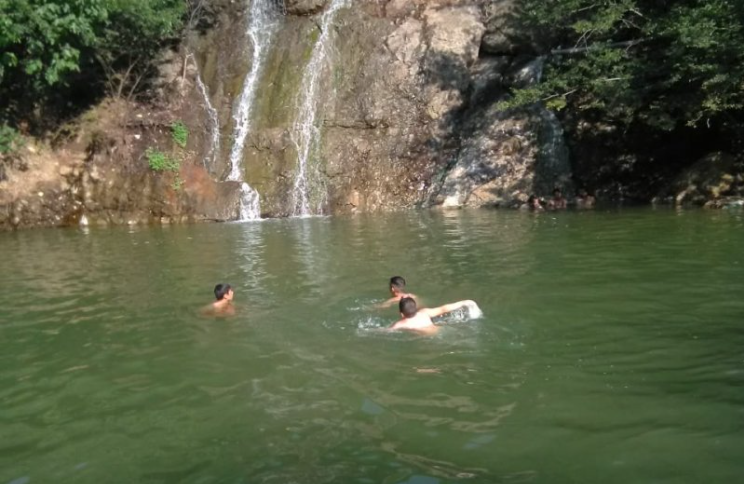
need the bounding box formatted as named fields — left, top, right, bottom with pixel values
left=663, top=152, right=744, bottom=205
left=437, top=103, right=572, bottom=208
left=481, top=0, right=539, bottom=55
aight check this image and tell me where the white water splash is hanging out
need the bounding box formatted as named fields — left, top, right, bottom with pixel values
left=227, top=0, right=281, bottom=220
left=194, top=66, right=221, bottom=171
left=465, top=300, right=484, bottom=319
left=290, top=0, right=350, bottom=217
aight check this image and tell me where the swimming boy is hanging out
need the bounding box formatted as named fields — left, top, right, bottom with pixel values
left=378, top=276, right=418, bottom=308
left=548, top=188, right=567, bottom=210
left=575, top=188, right=596, bottom=208
left=389, top=297, right=477, bottom=335
left=202, top=283, right=236, bottom=316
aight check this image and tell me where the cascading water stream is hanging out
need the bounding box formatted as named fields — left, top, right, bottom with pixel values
left=227, top=0, right=281, bottom=220
left=194, top=64, right=221, bottom=171
left=290, top=0, right=350, bottom=217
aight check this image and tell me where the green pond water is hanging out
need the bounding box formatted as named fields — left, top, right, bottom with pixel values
left=1, top=208, right=744, bottom=484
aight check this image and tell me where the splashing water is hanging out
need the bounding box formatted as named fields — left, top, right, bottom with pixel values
left=227, top=0, right=281, bottom=220
left=465, top=300, right=484, bottom=319
left=290, top=0, right=350, bottom=217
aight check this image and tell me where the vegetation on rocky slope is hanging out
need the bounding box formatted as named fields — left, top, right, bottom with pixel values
left=0, top=0, right=191, bottom=139
left=505, top=0, right=744, bottom=198
left=510, top=0, right=744, bottom=130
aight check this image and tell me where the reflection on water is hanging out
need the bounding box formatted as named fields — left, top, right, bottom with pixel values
left=1, top=208, right=744, bottom=484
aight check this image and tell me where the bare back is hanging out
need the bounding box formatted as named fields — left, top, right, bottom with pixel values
left=390, top=311, right=438, bottom=334
left=388, top=300, right=477, bottom=335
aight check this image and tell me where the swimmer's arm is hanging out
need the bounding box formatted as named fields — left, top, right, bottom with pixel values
left=422, top=300, right=474, bottom=318
left=376, top=293, right=419, bottom=309
left=376, top=297, right=398, bottom=309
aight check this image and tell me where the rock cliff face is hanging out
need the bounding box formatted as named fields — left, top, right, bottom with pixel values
left=1, top=0, right=573, bottom=229
left=0, top=99, right=244, bottom=230
left=192, top=0, right=572, bottom=216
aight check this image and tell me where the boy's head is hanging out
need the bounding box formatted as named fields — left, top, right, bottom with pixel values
left=553, top=187, right=563, bottom=198
left=399, top=297, right=418, bottom=318
left=214, top=283, right=233, bottom=301
left=389, top=276, right=406, bottom=296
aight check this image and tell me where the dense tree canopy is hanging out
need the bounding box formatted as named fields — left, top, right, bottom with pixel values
left=508, top=0, right=744, bottom=132
left=0, top=0, right=187, bottom=127
left=0, top=0, right=107, bottom=88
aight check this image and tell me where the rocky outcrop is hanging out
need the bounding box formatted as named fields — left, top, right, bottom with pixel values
left=285, top=0, right=328, bottom=16
left=436, top=103, right=572, bottom=208
left=434, top=51, right=572, bottom=209
left=190, top=0, right=569, bottom=216
left=656, top=152, right=744, bottom=207
left=0, top=99, right=243, bottom=230
left=1, top=0, right=575, bottom=229
left=480, top=0, right=541, bottom=56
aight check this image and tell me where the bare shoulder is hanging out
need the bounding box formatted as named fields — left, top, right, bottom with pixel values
left=200, top=303, right=235, bottom=318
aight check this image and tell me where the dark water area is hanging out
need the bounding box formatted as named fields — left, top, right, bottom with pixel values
left=1, top=208, right=743, bottom=484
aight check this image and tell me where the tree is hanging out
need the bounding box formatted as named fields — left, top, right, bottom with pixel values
left=0, top=0, right=107, bottom=88
left=0, top=0, right=187, bottom=126
left=95, top=0, right=186, bottom=100
left=506, top=0, right=744, bottom=132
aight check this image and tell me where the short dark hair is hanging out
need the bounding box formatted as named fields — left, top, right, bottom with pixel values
left=390, top=276, right=406, bottom=290
left=553, top=187, right=562, bottom=195
left=399, top=297, right=418, bottom=318
left=214, top=283, right=232, bottom=300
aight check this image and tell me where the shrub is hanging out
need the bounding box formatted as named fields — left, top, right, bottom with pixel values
left=0, top=124, right=23, bottom=155
left=170, top=120, right=188, bottom=148
left=145, top=147, right=179, bottom=172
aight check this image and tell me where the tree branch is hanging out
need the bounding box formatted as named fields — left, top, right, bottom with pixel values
left=551, top=39, right=645, bottom=55
left=542, top=89, right=578, bottom=102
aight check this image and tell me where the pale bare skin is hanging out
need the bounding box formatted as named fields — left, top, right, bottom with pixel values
left=201, top=289, right=236, bottom=317
left=548, top=191, right=568, bottom=210
left=377, top=286, right=419, bottom=309
left=389, top=300, right=476, bottom=335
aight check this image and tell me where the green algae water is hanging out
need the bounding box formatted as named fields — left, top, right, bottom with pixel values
left=1, top=208, right=744, bottom=484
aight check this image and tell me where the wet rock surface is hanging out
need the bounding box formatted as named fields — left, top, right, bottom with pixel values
left=190, top=0, right=568, bottom=216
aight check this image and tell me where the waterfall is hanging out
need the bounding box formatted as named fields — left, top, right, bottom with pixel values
left=227, top=0, right=281, bottom=220
left=290, top=0, right=350, bottom=217
left=194, top=66, right=221, bottom=171
left=534, top=107, right=573, bottom=195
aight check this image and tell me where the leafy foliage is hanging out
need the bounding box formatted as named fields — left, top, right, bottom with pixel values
left=0, top=124, right=23, bottom=155
left=0, top=0, right=107, bottom=88
left=145, top=147, right=179, bottom=172
left=509, top=0, right=744, bottom=131
left=95, top=0, right=187, bottom=99
left=0, top=0, right=187, bottom=126
left=172, top=175, right=184, bottom=191
left=170, top=121, right=188, bottom=148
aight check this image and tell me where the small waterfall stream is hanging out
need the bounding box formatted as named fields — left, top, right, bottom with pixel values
left=194, top=66, right=221, bottom=171
left=290, top=0, right=350, bottom=217
left=534, top=107, right=573, bottom=194
left=227, top=0, right=281, bottom=220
